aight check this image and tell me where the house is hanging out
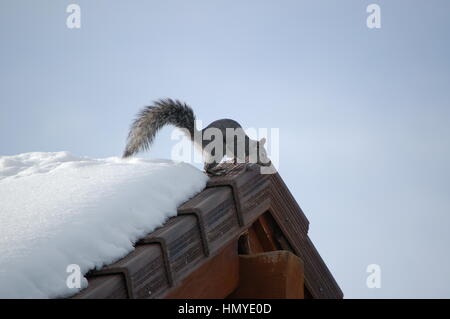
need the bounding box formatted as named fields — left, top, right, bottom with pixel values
left=73, top=163, right=343, bottom=299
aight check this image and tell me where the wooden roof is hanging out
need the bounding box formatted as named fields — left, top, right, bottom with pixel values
left=73, top=163, right=343, bottom=299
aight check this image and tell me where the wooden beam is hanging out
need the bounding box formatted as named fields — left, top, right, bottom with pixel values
left=239, top=227, right=265, bottom=254
left=164, top=241, right=239, bottom=299
left=253, top=214, right=279, bottom=251
left=229, top=250, right=304, bottom=299
left=238, top=215, right=279, bottom=255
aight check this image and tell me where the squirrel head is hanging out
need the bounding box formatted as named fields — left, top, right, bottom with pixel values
left=256, top=137, right=271, bottom=167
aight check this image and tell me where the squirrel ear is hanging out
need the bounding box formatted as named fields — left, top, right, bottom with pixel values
left=259, top=137, right=266, bottom=145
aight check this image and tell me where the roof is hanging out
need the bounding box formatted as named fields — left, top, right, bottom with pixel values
left=73, top=163, right=343, bottom=299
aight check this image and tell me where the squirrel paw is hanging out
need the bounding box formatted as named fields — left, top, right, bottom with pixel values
left=207, top=167, right=227, bottom=176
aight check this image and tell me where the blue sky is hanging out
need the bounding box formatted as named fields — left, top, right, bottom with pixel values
left=1, top=0, right=450, bottom=298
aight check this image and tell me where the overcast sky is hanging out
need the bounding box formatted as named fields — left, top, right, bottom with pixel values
left=1, top=0, right=450, bottom=298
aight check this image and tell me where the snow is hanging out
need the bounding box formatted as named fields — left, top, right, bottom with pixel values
left=0, top=152, right=208, bottom=298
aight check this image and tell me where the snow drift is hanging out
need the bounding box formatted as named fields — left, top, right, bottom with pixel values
left=0, top=152, right=208, bottom=298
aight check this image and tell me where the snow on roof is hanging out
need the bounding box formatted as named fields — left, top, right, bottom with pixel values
left=0, top=152, right=208, bottom=298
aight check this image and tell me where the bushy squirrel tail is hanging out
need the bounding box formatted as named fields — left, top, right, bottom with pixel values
left=123, top=98, right=196, bottom=158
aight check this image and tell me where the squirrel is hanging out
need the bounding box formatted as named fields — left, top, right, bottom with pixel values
left=122, top=98, right=271, bottom=175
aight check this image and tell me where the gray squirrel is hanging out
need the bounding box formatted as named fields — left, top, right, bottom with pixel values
left=123, top=98, right=271, bottom=175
